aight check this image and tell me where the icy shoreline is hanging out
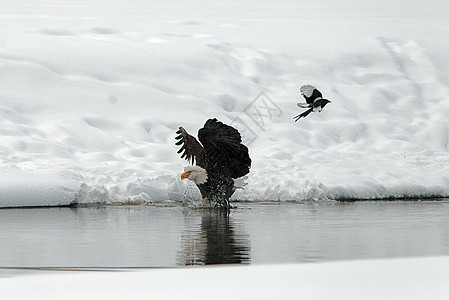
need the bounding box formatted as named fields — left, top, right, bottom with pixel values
left=1, top=163, right=448, bottom=208
left=2, top=256, right=449, bottom=299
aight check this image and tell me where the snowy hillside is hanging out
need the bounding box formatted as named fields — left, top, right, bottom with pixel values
left=1, top=0, right=449, bottom=207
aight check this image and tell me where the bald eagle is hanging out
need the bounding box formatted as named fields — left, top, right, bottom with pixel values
left=175, top=118, right=251, bottom=209
left=294, top=85, right=331, bottom=121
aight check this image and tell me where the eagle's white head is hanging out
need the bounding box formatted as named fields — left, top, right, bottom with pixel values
left=181, top=165, right=208, bottom=185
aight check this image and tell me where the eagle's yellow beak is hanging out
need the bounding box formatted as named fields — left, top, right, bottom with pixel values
left=181, top=172, right=189, bottom=180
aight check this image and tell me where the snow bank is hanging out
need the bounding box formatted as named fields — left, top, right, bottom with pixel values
left=0, top=170, right=79, bottom=207
left=2, top=256, right=449, bottom=299
left=1, top=0, right=449, bottom=207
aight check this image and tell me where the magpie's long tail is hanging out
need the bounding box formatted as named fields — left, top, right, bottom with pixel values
left=293, top=108, right=313, bottom=122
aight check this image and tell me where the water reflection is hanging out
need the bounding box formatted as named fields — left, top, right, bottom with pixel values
left=0, top=206, right=186, bottom=268
left=1, top=201, right=449, bottom=270
left=179, top=209, right=250, bottom=265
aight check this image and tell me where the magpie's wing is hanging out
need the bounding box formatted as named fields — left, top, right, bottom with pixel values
left=300, top=85, right=323, bottom=104
left=198, top=118, right=251, bottom=178
left=297, top=102, right=311, bottom=108
left=175, top=126, right=206, bottom=167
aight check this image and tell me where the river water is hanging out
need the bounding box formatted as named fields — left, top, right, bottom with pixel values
left=1, top=200, right=449, bottom=269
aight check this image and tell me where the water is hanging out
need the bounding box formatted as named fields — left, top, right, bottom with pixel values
left=1, top=200, right=449, bottom=270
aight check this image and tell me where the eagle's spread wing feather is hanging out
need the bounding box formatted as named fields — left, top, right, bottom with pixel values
left=175, top=126, right=206, bottom=167
left=198, top=118, right=251, bottom=179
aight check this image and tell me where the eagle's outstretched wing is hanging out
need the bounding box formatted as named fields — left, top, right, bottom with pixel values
left=198, top=118, right=251, bottom=179
left=175, top=126, right=206, bottom=168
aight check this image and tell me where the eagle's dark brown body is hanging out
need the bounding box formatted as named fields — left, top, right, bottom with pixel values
left=176, top=118, right=251, bottom=208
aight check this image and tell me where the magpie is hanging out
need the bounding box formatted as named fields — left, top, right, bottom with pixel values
left=294, top=85, right=331, bottom=122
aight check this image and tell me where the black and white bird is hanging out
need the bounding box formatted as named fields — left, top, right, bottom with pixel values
left=294, top=85, right=331, bottom=122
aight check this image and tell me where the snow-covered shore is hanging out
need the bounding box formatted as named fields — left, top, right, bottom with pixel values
left=2, top=256, right=449, bottom=299
left=1, top=0, right=449, bottom=207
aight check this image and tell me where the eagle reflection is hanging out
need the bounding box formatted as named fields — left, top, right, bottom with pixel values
left=179, top=209, right=250, bottom=265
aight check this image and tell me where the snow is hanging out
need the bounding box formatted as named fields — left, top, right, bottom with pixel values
left=1, top=0, right=449, bottom=207
left=2, top=256, right=449, bottom=299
